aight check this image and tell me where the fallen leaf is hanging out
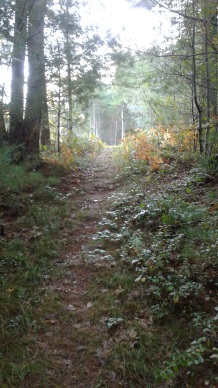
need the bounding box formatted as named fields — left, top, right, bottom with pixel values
left=127, top=328, right=137, bottom=339
left=67, top=304, right=76, bottom=311
left=6, top=288, right=14, bottom=293
left=77, top=346, right=87, bottom=351
left=173, top=295, right=179, bottom=303
left=209, top=203, right=218, bottom=212
left=45, top=319, right=58, bottom=324
left=96, top=347, right=109, bottom=363
left=109, top=371, right=116, bottom=382
left=107, top=317, right=123, bottom=329
left=138, top=316, right=153, bottom=328
left=63, top=359, right=72, bottom=366
left=101, top=288, right=109, bottom=293
left=115, top=286, right=124, bottom=296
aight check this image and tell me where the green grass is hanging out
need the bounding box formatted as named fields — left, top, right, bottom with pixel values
left=110, top=333, right=162, bottom=387
left=0, top=145, right=71, bottom=386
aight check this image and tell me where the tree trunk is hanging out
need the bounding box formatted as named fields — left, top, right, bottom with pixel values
left=67, top=60, right=73, bottom=131
left=24, top=0, right=46, bottom=154
left=92, top=101, right=96, bottom=135
left=40, top=70, right=50, bottom=147
left=40, top=101, right=50, bottom=147
left=203, top=8, right=211, bottom=155
left=191, top=2, right=204, bottom=153
left=57, top=64, right=61, bottom=154
left=0, top=88, right=7, bottom=143
left=115, top=115, right=118, bottom=146
left=9, top=0, right=27, bottom=145
left=65, top=0, right=73, bottom=132
left=207, top=4, right=218, bottom=154
left=121, top=102, right=125, bottom=141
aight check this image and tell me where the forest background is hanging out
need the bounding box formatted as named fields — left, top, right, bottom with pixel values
left=0, top=0, right=217, bottom=158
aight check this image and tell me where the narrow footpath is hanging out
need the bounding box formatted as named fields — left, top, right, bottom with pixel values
left=35, top=149, right=123, bottom=387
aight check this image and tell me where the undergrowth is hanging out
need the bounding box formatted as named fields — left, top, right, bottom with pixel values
left=0, top=145, right=72, bottom=386
left=42, top=133, right=104, bottom=168
left=90, top=146, right=218, bottom=387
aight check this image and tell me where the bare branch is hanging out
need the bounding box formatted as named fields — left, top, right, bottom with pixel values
left=149, top=0, right=218, bottom=27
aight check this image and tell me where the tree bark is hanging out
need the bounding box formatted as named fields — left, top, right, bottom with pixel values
left=207, top=4, right=218, bottom=154
left=121, top=102, right=125, bottom=140
left=40, top=69, right=50, bottom=147
left=191, top=1, right=204, bottom=153
left=57, top=58, right=61, bottom=153
left=0, top=87, right=7, bottom=143
left=67, top=60, right=73, bottom=131
left=24, top=0, right=46, bottom=154
left=9, top=0, right=27, bottom=145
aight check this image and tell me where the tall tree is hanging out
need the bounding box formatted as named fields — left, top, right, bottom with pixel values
left=132, top=0, right=218, bottom=153
left=9, top=0, right=27, bottom=145
left=40, top=65, right=50, bottom=147
left=47, top=0, right=104, bottom=136
left=24, top=0, right=46, bottom=153
left=0, top=87, right=7, bottom=142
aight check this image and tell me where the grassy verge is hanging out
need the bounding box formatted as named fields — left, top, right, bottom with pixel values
left=0, top=145, right=73, bottom=386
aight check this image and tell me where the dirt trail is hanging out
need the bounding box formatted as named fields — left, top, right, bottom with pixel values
left=36, top=149, right=121, bottom=387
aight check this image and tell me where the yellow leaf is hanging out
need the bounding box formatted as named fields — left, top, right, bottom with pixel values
left=45, top=319, right=57, bottom=324
left=209, top=203, right=218, bottom=212
left=6, top=288, right=14, bottom=293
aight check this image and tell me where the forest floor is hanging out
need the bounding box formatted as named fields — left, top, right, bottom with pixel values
left=1, top=146, right=217, bottom=387
left=23, top=148, right=218, bottom=387
left=29, top=149, right=128, bottom=387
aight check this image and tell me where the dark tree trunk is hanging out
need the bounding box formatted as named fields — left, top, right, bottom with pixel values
left=57, top=65, right=61, bottom=153
left=0, top=89, right=7, bottom=143
left=67, top=60, right=73, bottom=132
left=40, top=70, right=50, bottom=147
left=64, top=0, right=73, bottom=132
left=24, top=0, right=46, bottom=154
left=191, top=2, right=204, bottom=153
left=208, top=6, right=218, bottom=154
left=9, top=0, right=27, bottom=145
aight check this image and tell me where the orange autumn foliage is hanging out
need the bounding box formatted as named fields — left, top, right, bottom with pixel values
left=122, top=125, right=197, bottom=171
left=122, top=131, right=163, bottom=169
left=151, top=125, right=197, bottom=151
